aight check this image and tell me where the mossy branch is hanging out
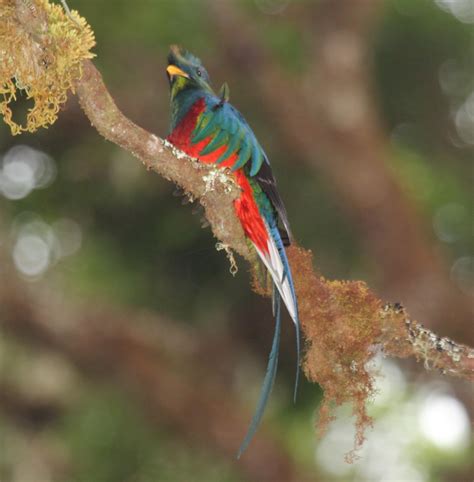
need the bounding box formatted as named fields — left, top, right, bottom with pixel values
left=288, top=246, right=473, bottom=461
left=2, top=0, right=473, bottom=461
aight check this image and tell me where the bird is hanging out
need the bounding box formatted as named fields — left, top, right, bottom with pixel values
left=165, top=45, right=300, bottom=457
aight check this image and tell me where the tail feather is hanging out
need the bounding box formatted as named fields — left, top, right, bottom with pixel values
left=256, top=221, right=301, bottom=400
left=237, top=218, right=300, bottom=457
left=237, top=290, right=281, bottom=458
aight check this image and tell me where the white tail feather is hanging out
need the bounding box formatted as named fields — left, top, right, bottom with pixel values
left=254, top=220, right=302, bottom=407
left=254, top=234, right=297, bottom=325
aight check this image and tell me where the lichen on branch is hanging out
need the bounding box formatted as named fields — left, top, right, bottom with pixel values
left=0, top=0, right=95, bottom=134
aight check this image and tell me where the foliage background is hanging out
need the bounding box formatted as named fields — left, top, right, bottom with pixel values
left=0, top=0, right=472, bottom=481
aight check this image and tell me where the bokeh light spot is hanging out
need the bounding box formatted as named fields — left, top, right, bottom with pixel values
left=454, top=92, right=474, bottom=144
left=435, top=0, right=474, bottom=23
left=0, top=145, right=56, bottom=200
left=418, top=393, right=470, bottom=450
left=0, top=156, right=35, bottom=200
left=13, top=234, right=50, bottom=278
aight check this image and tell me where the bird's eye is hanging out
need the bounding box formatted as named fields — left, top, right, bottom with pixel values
left=196, top=68, right=202, bottom=77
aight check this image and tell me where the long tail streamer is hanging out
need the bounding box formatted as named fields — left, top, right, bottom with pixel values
left=237, top=288, right=282, bottom=459
left=267, top=222, right=301, bottom=402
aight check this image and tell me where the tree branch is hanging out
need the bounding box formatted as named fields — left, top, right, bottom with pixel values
left=381, top=304, right=474, bottom=379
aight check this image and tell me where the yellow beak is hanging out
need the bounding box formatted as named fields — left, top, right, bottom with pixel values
left=166, top=65, right=190, bottom=78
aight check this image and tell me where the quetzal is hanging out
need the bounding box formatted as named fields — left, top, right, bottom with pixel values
left=166, top=45, right=300, bottom=457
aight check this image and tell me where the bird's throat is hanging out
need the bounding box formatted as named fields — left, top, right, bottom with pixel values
left=170, top=88, right=206, bottom=132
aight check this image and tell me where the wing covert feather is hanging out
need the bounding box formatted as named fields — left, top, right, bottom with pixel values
left=192, top=101, right=264, bottom=174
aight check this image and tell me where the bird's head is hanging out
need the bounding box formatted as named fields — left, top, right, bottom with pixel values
left=166, top=45, right=213, bottom=99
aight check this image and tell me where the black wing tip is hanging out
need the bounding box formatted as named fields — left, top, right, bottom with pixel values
left=279, top=227, right=291, bottom=247
left=255, top=162, right=293, bottom=244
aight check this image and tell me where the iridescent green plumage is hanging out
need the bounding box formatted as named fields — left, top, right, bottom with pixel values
left=190, top=99, right=266, bottom=176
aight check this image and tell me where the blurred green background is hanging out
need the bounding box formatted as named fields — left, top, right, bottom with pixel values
left=0, top=0, right=472, bottom=481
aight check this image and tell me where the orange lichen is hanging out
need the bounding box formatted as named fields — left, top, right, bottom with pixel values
left=287, top=245, right=383, bottom=461
left=0, top=0, right=95, bottom=134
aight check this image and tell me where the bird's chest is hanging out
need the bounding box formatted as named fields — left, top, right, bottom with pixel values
left=168, top=98, right=207, bottom=157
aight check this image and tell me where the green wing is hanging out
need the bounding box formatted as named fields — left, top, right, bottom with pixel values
left=191, top=97, right=265, bottom=176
